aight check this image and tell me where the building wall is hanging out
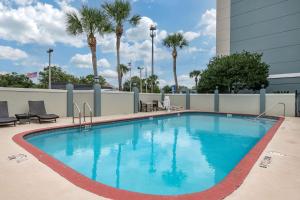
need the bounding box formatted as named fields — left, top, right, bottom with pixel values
left=216, top=0, right=231, bottom=56
left=229, top=0, right=300, bottom=92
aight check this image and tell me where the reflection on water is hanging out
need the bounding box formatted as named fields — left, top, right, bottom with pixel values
left=27, top=113, right=276, bottom=195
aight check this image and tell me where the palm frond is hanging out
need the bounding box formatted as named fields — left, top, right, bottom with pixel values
left=129, top=15, right=141, bottom=26
left=103, top=0, right=134, bottom=26
left=66, top=12, right=83, bottom=35
left=162, top=33, right=189, bottom=49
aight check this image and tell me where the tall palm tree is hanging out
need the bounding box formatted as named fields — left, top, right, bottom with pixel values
left=119, top=64, right=129, bottom=88
left=66, top=6, right=112, bottom=83
left=189, top=70, right=201, bottom=89
left=102, top=0, right=141, bottom=90
left=163, top=33, right=188, bottom=93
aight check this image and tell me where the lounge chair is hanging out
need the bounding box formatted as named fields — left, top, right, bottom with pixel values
left=28, top=101, right=59, bottom=123
left=0, top=101, right=17, bottom=126
left=140, top=100, right=147, bottom=112
left=163, top=96, right=184, bottom=112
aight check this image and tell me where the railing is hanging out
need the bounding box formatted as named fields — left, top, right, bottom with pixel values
left=256, top=102, right=286, bottom=119
left=72, top=102, right=82, bottom=126
left=83, top=102, right=93, bottom=124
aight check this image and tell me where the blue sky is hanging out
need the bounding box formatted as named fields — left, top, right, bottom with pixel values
left=0, top=0, right=216, bottom=87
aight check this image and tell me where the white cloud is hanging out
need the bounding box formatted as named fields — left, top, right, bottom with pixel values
left=178, top=74, right=194, bottom=88
left=70, top=53, right=110, bottom=69
left=13, top=0, right=36, bottom=6
left=182, top=31, right=201, bottom=42
left=0, top=45, right=28, bottom=61
left=126, top=16, right=156, bottom=42
left=98, top=58, right=111, bottom=68
left=0, top=71, right=8, bottom=75
left=199, top=9, right=216, bottom=37
left=101, top=69, right=118, bottom=79
left=0, top=1, right=84, bottom=47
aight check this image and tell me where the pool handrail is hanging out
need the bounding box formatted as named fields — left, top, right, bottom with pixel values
left=72, top=102, right=81, bottom=125
left=83, top=102, right=93, bottom=124
left=256, top=102, right=286, bottom=119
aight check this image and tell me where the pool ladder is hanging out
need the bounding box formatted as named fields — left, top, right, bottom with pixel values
left=255, top=102, right=286, bottom=119
left=72, top=102, right=93, bottom=129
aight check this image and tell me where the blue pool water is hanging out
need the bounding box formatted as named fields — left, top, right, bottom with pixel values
left=26, top=113, right=276, bottom=195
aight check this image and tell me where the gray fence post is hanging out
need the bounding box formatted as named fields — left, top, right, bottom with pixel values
left=94, top=84, right=101, bottom=117
left=161, top=91, right=165, bottom=102
left=260, top=85, right=266, bottom=114
left=214, top=86, right=219, bottom=112
left=66, top=83, right=74, bottom=117
left=186, top=89, right=190, bottom=110
left=133, top=87, right=139, bottom=113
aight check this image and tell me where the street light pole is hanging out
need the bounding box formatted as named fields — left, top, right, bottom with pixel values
left=128, top=62, right=132, bottom=92
left=46, top=48, right=54, bottom=89
left=137, top=66, right=144, bottom=92
left=150, top=25, right=156, bottom=93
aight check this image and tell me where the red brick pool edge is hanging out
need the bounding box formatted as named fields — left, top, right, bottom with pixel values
left=12, top=112, right=284, bottom=200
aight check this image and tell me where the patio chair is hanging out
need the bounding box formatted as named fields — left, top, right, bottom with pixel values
left=157, top=101, right=166, bottom=111
left=28, top=101, right=59, bottom=123
left=140, top=100, right=147, bottom=112
left=0, top=101, right=17, bottom=126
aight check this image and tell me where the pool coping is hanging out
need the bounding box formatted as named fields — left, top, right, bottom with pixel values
left=12, top=111, right=284, bottom=200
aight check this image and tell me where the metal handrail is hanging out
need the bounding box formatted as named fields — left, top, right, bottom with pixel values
left=73, top=102, right=82, bottom=125
left=256, top=102, right=286, bottom=119
left=83, top=102, right=93, bottom=124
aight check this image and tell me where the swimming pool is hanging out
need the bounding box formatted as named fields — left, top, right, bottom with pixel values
left=14, top=112, right=283, bottom=199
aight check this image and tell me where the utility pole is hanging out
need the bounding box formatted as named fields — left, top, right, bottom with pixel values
left=128, top=62, right=132, bottom=92
left=137, top=66, right=144, bottom=92
left=46, top=48, right=54, bottom=89
left=150, top=25, right=156, bottom=93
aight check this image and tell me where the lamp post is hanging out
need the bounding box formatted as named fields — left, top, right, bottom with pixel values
left=128, top=62, right=132, bottom=92
left=46, top=48, right=54, bottom=89
left=145, top=67, right=148, bottom=93
left=150, top=25, right=156, bottom=93
left=137, top=66, right=144, bottom=92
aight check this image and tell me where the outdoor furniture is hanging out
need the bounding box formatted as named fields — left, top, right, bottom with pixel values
left=15, top=113, right=33, bottom=124
left=28, top=101, right=59, bottom=123
left=152, top=100, right=158, bottom=111
left=146, top=102, right=154, bottom=112
left=157, top=101, right=166, bottom=111
left=140, top=101, right=147, bottom=112
left=0, top=101, right=17, bottom=126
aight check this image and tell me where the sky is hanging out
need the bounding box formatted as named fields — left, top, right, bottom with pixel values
left=0, top=0, right=216, bottom=88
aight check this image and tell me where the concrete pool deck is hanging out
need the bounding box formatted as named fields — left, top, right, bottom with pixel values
left=0, top=112, right=299, bottom=200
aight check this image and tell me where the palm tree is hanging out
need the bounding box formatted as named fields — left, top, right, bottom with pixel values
left=66, top=6, right=112, bottom=83
left=102, top=0, right=141, bottom=90
left=163, top=33, right=188, bottom=93
left=119, top=64, right=129, bottom=87
left=189, top=70, right=201, bottom=89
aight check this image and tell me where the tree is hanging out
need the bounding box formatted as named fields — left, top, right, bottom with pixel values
left=0, top=72, right=34, bottom=88
left=189, top=70, right=201, bottom=89
left=198, top=51, right=270, bottom=93
left=119, top=64, right=129, bottom=88
left=66, top=6, right=112, bottom=83
left=123, top=76, right=143, bottom=92
left=162, top=85, right=172, bottom=93
left=79, top=74, right=107, bottom=86
left=163, top=33, right=188, bottom=93
left=39, top=66, right=79, bottom=88
left=102, top=0, right=140, bottom=90
left=145, top=75, right=160, bottom=93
